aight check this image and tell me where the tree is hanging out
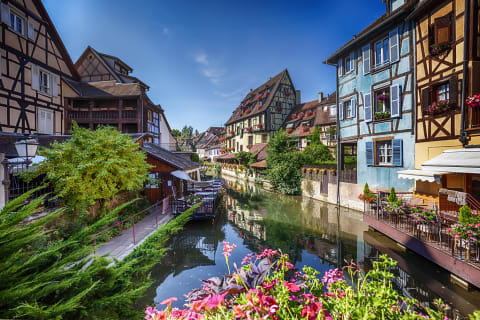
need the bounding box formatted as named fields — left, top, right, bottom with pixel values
left=171, top=129, right=181, bottom=139
left=22, top=123, right=151, bottom=213
left=266, top=130, right=304, bottom=194
left=181, top=125, right=194, bottom=138
left=302, top=127, right=335, bottom=165
left=194, top=129, right=199, bottom=136
left=191, top=153, right=201, bottom=163
left=235, top=151, right=256, bottom=167
left=0, top=190, right=196, bottom=319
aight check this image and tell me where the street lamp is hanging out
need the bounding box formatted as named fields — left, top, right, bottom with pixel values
left=14, top=137, right=39, bottom=162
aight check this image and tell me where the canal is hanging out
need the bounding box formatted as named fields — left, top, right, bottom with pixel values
left=141, top=177, right=480, bottom=317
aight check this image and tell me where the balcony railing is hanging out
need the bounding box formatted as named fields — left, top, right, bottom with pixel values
left=68, top=110, right=138, bottom=120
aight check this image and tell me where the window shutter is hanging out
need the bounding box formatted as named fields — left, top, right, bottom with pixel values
left=338, top=58, right=343, bottom=76
left=27, top=19, right=34, bottom=40
left=362, top=44, right=370, bottom=75
left=366, top=141, right=374, bottom=166
left=364, top=93, right=372, bottom=122
left=46, top=110, right=54, bottom=134
left=421, top=88, right=430, bottom=111
left=449, top=75, right=458, bottom=106
left=338, top=101, right=343, bottom=120
left=38, top=109, right=45, bottom=134
left=1, top=4, right=10, bottom=25
left=392, top=139, right=403, bottom=167
left=350, top=51, right=355, bottom=72
left=390, top=84, right=401, bottom=118
left=351, top=96, right=357, bottom=118
left=31, top=65, right=40, bottom=91
left=51, top=74, right=59, bottom=96
left=389, top=27, right=399, bottom=63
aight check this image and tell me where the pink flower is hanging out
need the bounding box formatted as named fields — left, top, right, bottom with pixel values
left=283, top=281, right=301, bottom=293
left=222, top=241, right=236, bottom=257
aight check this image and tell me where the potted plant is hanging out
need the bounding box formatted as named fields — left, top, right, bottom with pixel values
left=229, top=130, right=234, bottom=135
left=358, top=183, right=377, bottom=203
left=425, top=100, right=449, bottom=115
left=430, top=43, right=450, bottom=56
left=329, top=168, right=336, bottom=176
left=375, top=111, right=391, bottom=120
left=246, top=126, right=252, bottom=132
left=319, top=168, right=327, bottom=175
left=466, top=94, right=480, bottom=108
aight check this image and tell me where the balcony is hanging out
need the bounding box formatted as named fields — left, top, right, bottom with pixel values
left=68, top=109, right=138, bottom=120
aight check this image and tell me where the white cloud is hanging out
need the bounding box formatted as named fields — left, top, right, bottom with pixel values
left=214, top=88, right=244, bottom=101
left=193, top=52, right=225, bottom=84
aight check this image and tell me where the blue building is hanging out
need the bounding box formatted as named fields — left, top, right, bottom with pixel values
left=325, top=0, right=417, bottom=191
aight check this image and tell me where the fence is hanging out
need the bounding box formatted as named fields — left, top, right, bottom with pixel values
left=301, top=167, right=357, bottom=184
left=91, top=197, right=170, bottom=254
left=364, top=191, right=480, bottom=265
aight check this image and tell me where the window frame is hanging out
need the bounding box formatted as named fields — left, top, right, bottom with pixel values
left=9, top=10, right=25, bottom=36
left=344, top=100, right=353, bottom=119
left=434, top=82, right=450, bottom=103
left=344, top=55, right=352, bottom=73
left=374, top=37, right=389, bottom=68
left=374, top=87, right=391, bottom=114
left=433, top=14, right=452, bottom=46
left=39, top=70, right=50, bottom=95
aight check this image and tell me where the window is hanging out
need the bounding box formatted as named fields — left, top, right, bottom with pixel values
left=329, top=106, right=336, bottom=118
left=38, top=108, right=54, bottom=134
left=248, top=136, right=253, bottom=145
left=435, top=83, right=449, bottom=102
left=374, top=38, right=389, bottom=67
left=9, top=11, right=24, bottom=35
left=344, top=55, right=352, bottom=73
left=39, top=70, right=49, bottom=95
left=344, top=100, right=352, bottom=118
left=146, top=172, right=159, bottom=188
left=374, top=88, right=391, bottom=114
left=434, top=15, right=452, bottom=46
left=377, top=141, right=393, bottom=165
left=262, top=134, right=268, bottom=143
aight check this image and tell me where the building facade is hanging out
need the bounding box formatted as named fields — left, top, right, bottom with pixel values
left=325, top=0, right=417, bottom=191
left=64, top=47, right=177, bottom=150
left=224, top=69, right=298, bottom=153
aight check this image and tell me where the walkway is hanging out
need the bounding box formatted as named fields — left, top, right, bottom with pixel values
left=86, top=205, right=173, bottom=267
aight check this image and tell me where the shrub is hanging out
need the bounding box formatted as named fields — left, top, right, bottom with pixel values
left=459, top=205, right=473, bottom=225
left=388, top=187, right=398, bottom=204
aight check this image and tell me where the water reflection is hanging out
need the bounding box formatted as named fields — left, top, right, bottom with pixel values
left=141, top=177, right=480, bottom=317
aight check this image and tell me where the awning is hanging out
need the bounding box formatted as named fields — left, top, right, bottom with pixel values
left=422, top=148, right=480, bottom=174
left=397, top=169, right=447, bottom=183
left=170, top=170, right=195, bottom=182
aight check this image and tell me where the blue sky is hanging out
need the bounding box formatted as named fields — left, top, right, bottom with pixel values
left=44, top=0, right=386, bottom=132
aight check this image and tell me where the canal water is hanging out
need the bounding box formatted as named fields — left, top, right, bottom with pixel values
left=141, top=177, right=480, bottom=317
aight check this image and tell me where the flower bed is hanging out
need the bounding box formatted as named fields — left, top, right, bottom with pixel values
left=145, top=247, right=459, bottom=320
left=424, top=100, right=450, bottom=115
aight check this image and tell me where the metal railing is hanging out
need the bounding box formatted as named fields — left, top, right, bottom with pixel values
left=301, top=168, right=357, bottom=184
left=91, top=196, right=170, bottom=254
left=364, top=191, right=480, bottom=265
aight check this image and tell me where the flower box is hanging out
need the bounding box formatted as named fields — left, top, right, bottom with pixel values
left=466, top=94, right=480, bottom=108
left=263, top=90, right=269, bottom=98
left=256, top=123, right=263, bottom=129
left=246, top=126, right=252, bottom=132
left=374, top=112, right=391, bottom=120
left=229, top=131, right=234, bottom=135
left=245, top=109, right=251, bottom=115
left=377, top=94, right=389, bottom=101
left=430, top=43, right=451, bottom=56
left=424, top=100, right=450, bottom=115
left=305, top=111, right=313, bottom=117
left=329, top=169, right=336, bottom=176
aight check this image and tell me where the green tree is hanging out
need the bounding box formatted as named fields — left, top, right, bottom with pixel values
left=266, top=130, right=304, bottom=194
left=0, top=190, right=197, bottom=319
left=302, top=127, right=334, bottom=165
left=22, top=123, right=151, bottom=213
left=235, top=151, right=256, bottom=167
left=181, top=125, right=194, bottom=138
left=191, top=153, right=201, bottom=163
left=171, top=129, right=181, bottom=139
left=388, top=187, right=398, bottom=204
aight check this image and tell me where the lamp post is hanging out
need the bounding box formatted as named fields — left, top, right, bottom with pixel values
left=2, top=135, right=38, bottom=205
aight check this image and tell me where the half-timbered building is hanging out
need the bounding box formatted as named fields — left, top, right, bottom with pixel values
left=0, top=0, right=78, bottom=135
left=224, top=69, right=298, bottom=153
left=325, top=0, right=417, bottom=191
left=397, top=0, right=480, bottom=208
left=63, top=46, right=177, bottom=150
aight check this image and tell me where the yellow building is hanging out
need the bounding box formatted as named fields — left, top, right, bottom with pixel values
left=399, top=0, right=480, bottom=210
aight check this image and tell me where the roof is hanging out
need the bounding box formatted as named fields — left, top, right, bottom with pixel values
left=314, top=106, right=335, bottom=127
left=225, top=69, right=292, bottom=125
left=63, top=79, right=143, bottom=98
left=248, top=143, right=269, bottom=160
left=324, top=1, right=417, bottom=64
left=421, top=148, right=480, bottom=174
left=407, top=0, right=434, bottom=20
left=75, top=46, right=149, bottom=89
left=250, top=160, right=267, bottom=168
left=142, top=143, right=199, bottom=170
left=319, top=92, right=336, bottom=106
left=215, top=153, right=237, bottom=160
left=32, top=0, right=80, bottom=80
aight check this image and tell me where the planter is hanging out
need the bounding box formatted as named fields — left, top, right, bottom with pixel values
left=466, top=94, right=480, bottom=108
left=430, top=43, right=451, bottom=56
left=375, top=112, right=391, bottom=120
left=424, top=100, right=450, bottom=116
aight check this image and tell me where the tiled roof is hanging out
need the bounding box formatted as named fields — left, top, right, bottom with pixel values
left=64, top=79, right=143, bottom=97
left=142, top=143, right=199, bottom=170
left=225, top=69, right=290, bottom=125
left=250, top=159, right=267, bottom=168
left=216, top=153, right=237, bottom=160
left=0, top=133, right=71, bottom=157
left=319, top=92, right=336, bottom=106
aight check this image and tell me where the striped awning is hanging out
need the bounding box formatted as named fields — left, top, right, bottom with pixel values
left=397, top=169, right=447, bottom=183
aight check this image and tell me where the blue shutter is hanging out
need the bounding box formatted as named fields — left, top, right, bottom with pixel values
left=392, top=139, right=403, bottom=167
left=350, top=51, right=355, bottom=72
left=351, top=96, right=357, bottom=118
left=366, top=142, right=374, bottom=166
left=364, top=93, right=372, bottom=122
left=338, top=58, right=343, bottom=76
left=390, top=84, right=401, bottom=118
left=338, top=101, right=343, bottom=121
left=389, top=27, right=399, bottom=63
left=362, top=44, right=370, bottom=75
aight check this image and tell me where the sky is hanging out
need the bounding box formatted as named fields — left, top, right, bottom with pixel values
left=44, top=0, right=386, bottom=132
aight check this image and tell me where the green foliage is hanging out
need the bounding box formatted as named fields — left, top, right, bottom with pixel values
left=171, top=129, right=181, bottom=139
left=363, top=183, right=370, bottom=194
left=388, top=187, right=398, bottom=204
left=191, top=153, right=201, bottom=163
left=266, top=130, right=304, bottom=195
left=235, top=151, right=256, bottom=167
left=0, top=191, right=196, bottom=320
left=181, top=125, right=194, bottom=138
left=459, top=205, right=473, bottom=225
left=21, top=123, right=151, bottom=212
left=301, top=142, right=334, bottom=165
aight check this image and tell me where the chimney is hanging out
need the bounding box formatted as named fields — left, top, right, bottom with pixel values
left=295, top=90, right=301, bottom=105
left=318, top=92, right=324, bottom=103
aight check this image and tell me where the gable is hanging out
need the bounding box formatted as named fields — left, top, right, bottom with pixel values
left=75, top=48, right=119, bottom=82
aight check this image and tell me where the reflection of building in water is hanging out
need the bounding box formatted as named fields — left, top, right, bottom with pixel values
left=363, top=231, right=467, bottom=319
left=227, top=194, right=266, bottom=241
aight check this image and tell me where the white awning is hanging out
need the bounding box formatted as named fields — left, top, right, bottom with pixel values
left=170, top=170, right=195, bottom=182
left=422, top=148, right=480, bottom=174
left=398, top=169, right=447, bottom=183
